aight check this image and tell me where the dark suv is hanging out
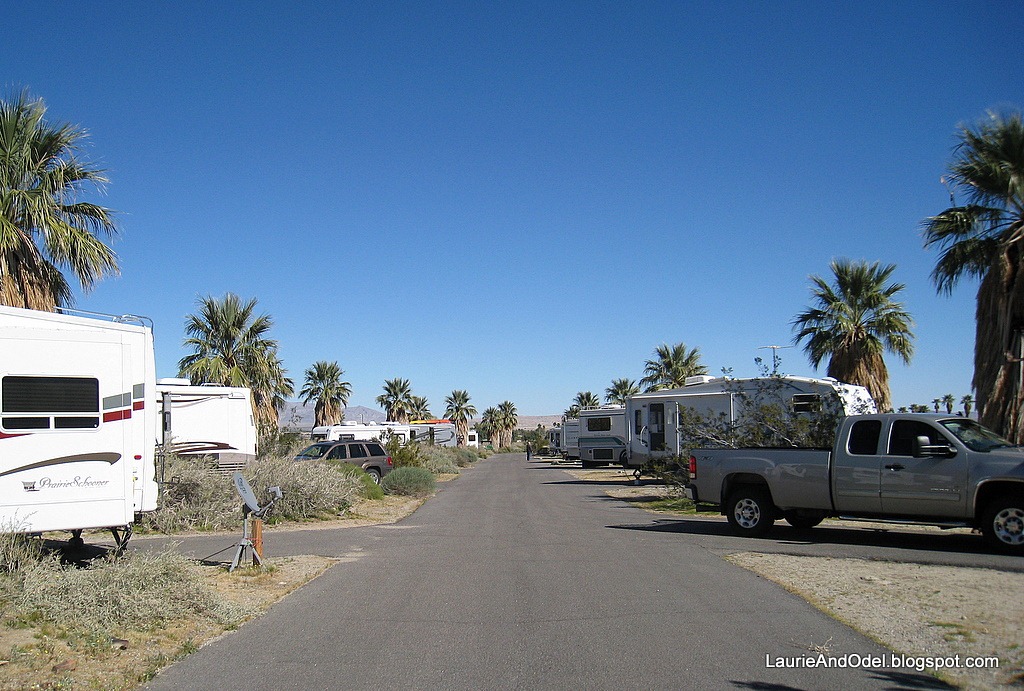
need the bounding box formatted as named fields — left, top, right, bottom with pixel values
left=295, top=440, right=393, bottom=483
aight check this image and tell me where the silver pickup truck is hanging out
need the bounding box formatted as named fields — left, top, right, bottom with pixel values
left=684, top=413, right=1024, bottom=554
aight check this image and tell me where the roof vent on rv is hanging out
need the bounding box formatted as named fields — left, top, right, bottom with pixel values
left=684, top=376, right=716, bottom=386
left=157, top=378, right=192, bottom=386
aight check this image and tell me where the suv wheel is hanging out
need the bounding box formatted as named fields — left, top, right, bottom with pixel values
left=366, top=468, right=382, bottom=485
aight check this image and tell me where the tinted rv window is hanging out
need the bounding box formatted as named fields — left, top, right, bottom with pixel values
left=791, top=394, right=821, bottom=413
left=2, top=376, right=100, bottom=431
left=587, top=417, right=612, bottom=432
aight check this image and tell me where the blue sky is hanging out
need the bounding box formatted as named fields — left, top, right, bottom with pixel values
left=4, top=2, right=1020, bottom=415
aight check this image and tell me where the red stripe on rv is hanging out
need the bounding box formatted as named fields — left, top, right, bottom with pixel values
left=133, top=401, right=144, bottom=411
left=0, top=432, right=27, bottom=440
left=103, top=409, right=132, bottom=422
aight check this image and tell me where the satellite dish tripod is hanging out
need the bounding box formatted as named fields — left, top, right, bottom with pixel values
left=230, top=472, right=283, bottom=572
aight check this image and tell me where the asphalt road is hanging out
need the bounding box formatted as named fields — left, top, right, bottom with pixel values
left=141, top=454, right=959, bottom=690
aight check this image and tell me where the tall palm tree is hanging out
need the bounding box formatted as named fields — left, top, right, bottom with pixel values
left=479, top=406, right=498, bottom=445
left=1, top=90, right=119, bottom=310
left=178, top=293, right=293, bottom=434
left=605, top=378, right=639, bottom=405
left=376, top=378, right=413, bottom=423
left=923, top=111, right=1024, bottom=441
left=409, top=395, right=431, bottom=421
left=444, top=390, right=478, bottom=447
left=496, top=400, right=518, bottom=448
left=792, top=259, right=914, bottom=413
left=942, top=393, right=956, bottom=414
left=563, top=404, right=581, bottom=419
left=961, top=394, right=974, bottom=417
left=299, top=361, right=351, bottom=427
left=574, top=391, right=601, bottom=410
left=640, top=342, right=708, bottom=392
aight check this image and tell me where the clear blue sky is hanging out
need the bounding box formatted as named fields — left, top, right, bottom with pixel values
left=4, top=2, right=1020, bottom=415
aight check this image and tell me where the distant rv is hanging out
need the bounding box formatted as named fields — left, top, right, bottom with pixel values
left=311, top=420, right=458, bottom=447
left=578, top=406, right=627, bottom=468
left=560, top=418, right=581, bottom=461
left=624, top=375, right=876, bottom=472
left=155, top=378, right=258, bottom=472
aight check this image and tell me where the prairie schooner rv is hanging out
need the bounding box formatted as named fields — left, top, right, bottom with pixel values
left=311, top=420, right=458, bottom=447
left=624, top=375, right=876, bottom=474
left=0, top=305, right=159, bottom=549
left=156, top=378, right=258, bottom=473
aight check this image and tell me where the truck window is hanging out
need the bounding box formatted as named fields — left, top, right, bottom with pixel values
left=847, top=420, right=881, bottom=455
left=587, top=417, right=611, bottom=432
left=887, top=420, right=949, bottom=456
left=1, top=376, right=100, bottom=430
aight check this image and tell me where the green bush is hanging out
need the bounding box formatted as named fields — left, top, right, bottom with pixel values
left=381, top=467, right=436, bottom=497
left=419, top=446, right=460, bottom=474
left=332, top=462, right=385, bottom=500
left=385, top=437, right=423, bottom=468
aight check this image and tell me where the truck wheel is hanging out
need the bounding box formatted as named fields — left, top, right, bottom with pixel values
left=783, top=510, right=824, bottom=530
left=980, top=496, right=1024, bottom=555
left=725, top=487, right=775, bottom=538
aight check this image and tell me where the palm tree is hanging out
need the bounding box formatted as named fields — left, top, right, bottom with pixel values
left=942, top=393, right=956, bottom=414
left=376, top=378, right=413, bottom=423
left=299, top=361, right=351, bottom=427
left=923, top=112, right=1024, bottom=441
left=479, top=407, right=498, bottom=445
left=574, top=391, right=601, bottom=410
left=563, top=404, right=581, bottom=419
left=443, top=390, right=478, bottom=447
left=409, top=395, right=431, bottom=421
left=1, top=90, right=119, bottom=310
left=640, top=343, right=707, bottom=392
left=178, top=293, right=293, bottom=434
left=932, top=398, right=942, bottom=413
left=961, top=394, right=974, bottom=417
left=496, top=400, right=518, bottom=448
left=792, top=259, right=914, bottom=413
left=605, top=378, right=639, bottom=405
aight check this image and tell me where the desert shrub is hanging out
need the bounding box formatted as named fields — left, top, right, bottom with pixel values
left=453, top=447, right=479, bottom=467
left=418, top=446, right=460, bottom=475
left=381, top=467, right=436, bottom=497
left=0, top=525, right=43, bottom=575
left=385, top=437, right=423, bottom=468
left=138, top=452, right=363, bottom=533
left=9, top=550, right=249, bottom=635
left=332, top=462, right=385, bottom=500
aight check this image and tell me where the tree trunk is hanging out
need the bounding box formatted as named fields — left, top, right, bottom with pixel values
left=976, top=244, right=1024, bottom=443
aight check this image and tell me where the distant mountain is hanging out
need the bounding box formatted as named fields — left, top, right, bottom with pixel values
left=279, top=402, right=386, bottom=431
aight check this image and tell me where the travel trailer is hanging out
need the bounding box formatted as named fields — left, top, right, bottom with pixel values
left=577, top=406, right=627, bottom=468
left=624, top=375, right=876, bottom=472
left=547, top=426, right=562, bottom=456
left=311, top=420, right=458, bottom=447
left=0, top=305, right=159, bottom=549
left=155, top=378, right=258, bottom=473
left=561, top=418, right=581, bottom=461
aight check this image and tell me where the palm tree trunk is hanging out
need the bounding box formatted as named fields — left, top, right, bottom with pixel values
left=976, top=245, right=1024, bottom=443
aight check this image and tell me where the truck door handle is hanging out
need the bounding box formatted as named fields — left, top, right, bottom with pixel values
left=885, top=463, right=905, bottom=471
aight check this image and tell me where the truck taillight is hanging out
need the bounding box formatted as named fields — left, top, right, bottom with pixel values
left=688, top=455, right=697, bottom=478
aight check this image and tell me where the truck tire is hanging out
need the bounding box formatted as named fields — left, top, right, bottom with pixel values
left=784, top=510, right=825, bottom=530
left=725, top=487, right=775, bottom=538
left=980, top=495, right=1024, bottom=555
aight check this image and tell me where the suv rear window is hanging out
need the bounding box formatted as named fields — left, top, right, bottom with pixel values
left=366, top=443, right=386, bottom=456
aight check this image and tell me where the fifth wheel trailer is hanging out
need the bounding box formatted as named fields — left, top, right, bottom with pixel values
left=156, top=378, right=258, bottom=472
left=0, top=305, right=159, bottom=548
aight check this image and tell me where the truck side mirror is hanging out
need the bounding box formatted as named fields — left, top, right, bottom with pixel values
left=913, top=435, right=956, bottom=458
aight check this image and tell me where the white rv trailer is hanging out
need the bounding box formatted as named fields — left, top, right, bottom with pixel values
left=624, top=375, right=876, bottom=471
left=0, top=305, right=158, bottom=548
left=311, top=420, right=458, bottom=447
left=561, top=418, right=581, bottom=461
left=547, top=426, right=562, bottom=456
left=155, top=378, right=258, bottom=472
left=577, top=406, right=627, bottom=468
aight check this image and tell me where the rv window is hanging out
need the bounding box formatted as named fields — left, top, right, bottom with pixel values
left=587, top=417, right=612, bottom=432
left=791, top=394, right=821, bottom=413
left=1, top=376, right=100, bottom=431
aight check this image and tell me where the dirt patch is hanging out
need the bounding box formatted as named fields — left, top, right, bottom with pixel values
left=727, top=553, right=1024, bottom=689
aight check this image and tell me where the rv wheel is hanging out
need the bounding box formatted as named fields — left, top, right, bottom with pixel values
left=725, top=487, right=775, bottom=538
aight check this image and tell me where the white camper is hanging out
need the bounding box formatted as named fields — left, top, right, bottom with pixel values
left=311, top=420, right=458, bottom=447
left=547, top=426, right=562, bottom=457
left=578, top=406, right=627, bottom=468
left=0, top=306, right=158, bottom=548
left=156, top=379, right=258, bottom=472
left=624, top=375, right=876, bottom=471
left=561, top=418, right=581, bottom=461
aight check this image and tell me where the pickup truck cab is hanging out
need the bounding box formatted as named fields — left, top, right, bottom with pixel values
left=685, top=414, right=1024, bottom=554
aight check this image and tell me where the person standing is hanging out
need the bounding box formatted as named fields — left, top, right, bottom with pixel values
left=526, top=442, right=532, bottom=461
